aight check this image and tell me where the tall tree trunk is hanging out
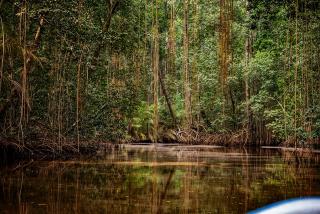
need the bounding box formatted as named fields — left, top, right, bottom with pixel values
left=219, top=0, right=232, bottom=126
left=152, top=0, right=160, bottom=143
left=244, top=0, right=253, bottom=144
left=159, top=69, right=177, bottom=126
left=283, top=18, right=291, bottom=142
left=90, top=0, right=119, bottom=70
left=76, top=56, right=82, bottom=152
left=183, top=0, right=192, bottom=129
left=192, top=0, right=200, bottom=130
left=0, top=16, right=4, bottom=92
left=294, top=0, right=299, bottom=148
left=168, top=0, right=176, bottom=76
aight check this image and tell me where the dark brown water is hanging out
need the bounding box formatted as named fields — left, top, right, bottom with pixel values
left=1, top=145, right=320, bottom=214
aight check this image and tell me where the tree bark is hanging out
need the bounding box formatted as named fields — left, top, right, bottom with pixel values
left=159, top=69, right=177, bottom=127
left=183, top=0, right=192, bottom=129
left=244, top=0, right=253, bottom=144
left=90, top=0, right=120, bottom=70
left=152, top=0, right=160, bottom=143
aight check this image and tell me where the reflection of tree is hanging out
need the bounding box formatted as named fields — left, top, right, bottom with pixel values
left=157, top=169, right=175, bottom=214
left=1, top=148, right=320, bottom=213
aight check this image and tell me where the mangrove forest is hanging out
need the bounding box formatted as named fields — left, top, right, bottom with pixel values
left=1, top=0, right=320, bottom=151
left=1, top=0, right=320, bottom=213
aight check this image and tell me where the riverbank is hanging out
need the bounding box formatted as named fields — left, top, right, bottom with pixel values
left=1, top=135, right=319, bottom=164
left=0, top=138, right=115, bottom=163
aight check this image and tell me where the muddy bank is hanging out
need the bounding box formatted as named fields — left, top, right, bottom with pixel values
left=261, top=146, right=320, bottom=154
left=1, top=132, right=318, bottom=164
left=0, top=139, right=115, bottom=164
left=130, top=129, right=280, bottom=146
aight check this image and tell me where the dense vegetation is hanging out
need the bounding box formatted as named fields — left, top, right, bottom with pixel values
left=0, top=0, right=319, bottom=148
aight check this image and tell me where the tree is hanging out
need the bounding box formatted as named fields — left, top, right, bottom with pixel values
left=183, top=0, right=192, bottom=129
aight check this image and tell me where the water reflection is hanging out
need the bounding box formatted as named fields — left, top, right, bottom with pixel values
left=1, top=146, right=320, bottom=214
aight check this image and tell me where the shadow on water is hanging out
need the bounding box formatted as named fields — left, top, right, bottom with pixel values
left=1, top=146, right=320, bottom=214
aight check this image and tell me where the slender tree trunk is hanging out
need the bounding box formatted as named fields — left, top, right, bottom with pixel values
left=19, top=1, right=28, bottom=144
left=244, top=0, right=252, bottom=144
left=90, top=0, right=119, bottom=70
left=0, top=16, right=5, bottom=92
left=76, top=56, right=82, bottom=152
left=168, top=0, right=176, bottom=76
left=219, top=0, right=232, bottom=127
left=283, top=18, right=290, bottom=142
left=294, top=0, right=299, bottom=148
left=183, top=0, right=192, bottom=129
left=192, top=0, right=200, bottom=130
left=159, top=69, right=177, bottom=126
left=152, top=0, right=160, bottom=143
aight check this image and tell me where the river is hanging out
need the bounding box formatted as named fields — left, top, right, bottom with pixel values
left=1, top=145, right=320, bottom=213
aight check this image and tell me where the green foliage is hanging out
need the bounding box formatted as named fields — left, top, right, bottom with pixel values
left=131, top=102, right=154, bottom=140
left=0, top=0, right=319, bottom=146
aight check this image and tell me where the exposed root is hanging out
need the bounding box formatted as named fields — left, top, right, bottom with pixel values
left=171, top=128, right=250, bottom=146
left=147, top=128, right=253, bottom=146
left=0, top=137, right=114, bottom=162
